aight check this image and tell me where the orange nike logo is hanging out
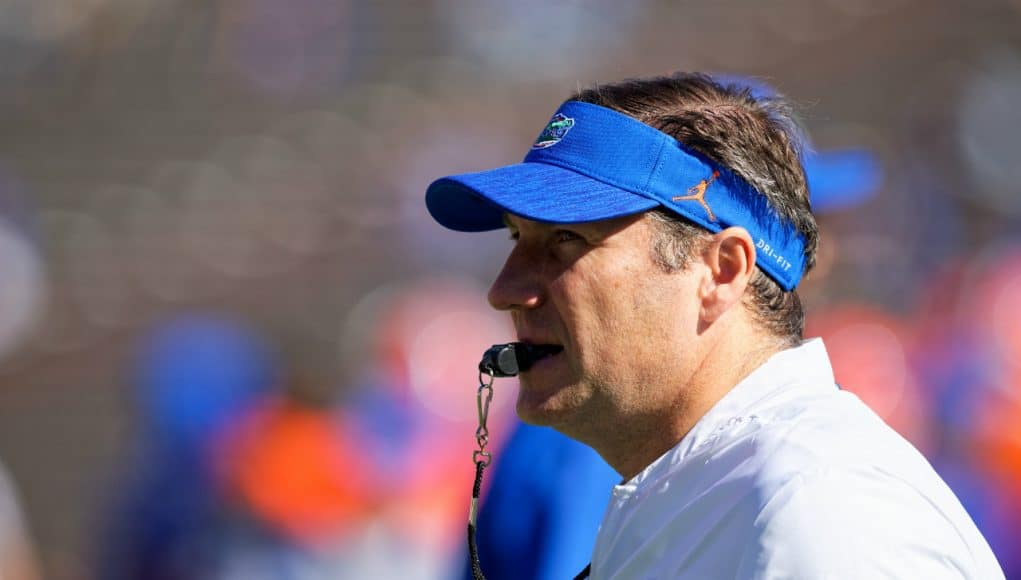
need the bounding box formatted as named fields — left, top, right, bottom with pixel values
left=672, top=170, right=720, bottom=222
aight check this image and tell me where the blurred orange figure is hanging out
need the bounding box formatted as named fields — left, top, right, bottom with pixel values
left=215, top=396, right=374, bottom=547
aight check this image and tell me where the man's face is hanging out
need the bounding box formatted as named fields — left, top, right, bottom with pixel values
left=488, top=213, right=703, bottom=438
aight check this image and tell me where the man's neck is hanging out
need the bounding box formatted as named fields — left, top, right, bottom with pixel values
left=602, top=328, right=788, bottom=481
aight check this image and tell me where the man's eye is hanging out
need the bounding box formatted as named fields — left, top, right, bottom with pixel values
left=553, top=229, right=582, bottom=244
left=508, top=230, right=520, bottom=241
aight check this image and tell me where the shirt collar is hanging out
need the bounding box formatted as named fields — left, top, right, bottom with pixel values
left=623, top=338, right=835, bottom=490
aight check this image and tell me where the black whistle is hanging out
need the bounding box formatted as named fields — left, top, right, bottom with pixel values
left=479, top=343, right=522, bottom=377
left=479, top=342, right=562, bottom=377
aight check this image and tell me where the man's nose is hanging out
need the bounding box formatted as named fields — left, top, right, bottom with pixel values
left=487, top=247, right=543, bottom=311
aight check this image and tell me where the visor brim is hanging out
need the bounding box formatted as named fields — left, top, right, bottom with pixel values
left=426, top=162, right=660, bottom=232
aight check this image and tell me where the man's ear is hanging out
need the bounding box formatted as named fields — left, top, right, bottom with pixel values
left=699, top=227, right=757, bottom=323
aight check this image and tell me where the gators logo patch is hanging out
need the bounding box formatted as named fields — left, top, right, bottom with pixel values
left=531, top=113, right=575, bottom=149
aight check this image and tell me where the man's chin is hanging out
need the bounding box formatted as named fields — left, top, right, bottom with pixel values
left=515, top=405, right=560, bottom=427
left=514, top=384, right=581, bottom=427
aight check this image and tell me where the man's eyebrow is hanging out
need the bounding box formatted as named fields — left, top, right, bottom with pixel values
left=501, top=214, right=516, bottom=229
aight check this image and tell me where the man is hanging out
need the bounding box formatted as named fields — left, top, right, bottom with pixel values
left=425, top=73, right=1003, bottom=578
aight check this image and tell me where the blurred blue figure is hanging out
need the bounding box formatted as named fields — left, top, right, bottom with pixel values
left=462, top=422, right=619, bottom=580
left=934, top=457, right=1021, bottom=578
left=135, top=315, right=279, bottom=452
left=97, top=314, right=278, bottom=580
left=803, top=149, right=881, bottom=213
left=713, top=73, right=882, bottom=213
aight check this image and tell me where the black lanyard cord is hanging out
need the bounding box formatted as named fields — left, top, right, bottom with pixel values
left=468, top=458, right=488, bottom=580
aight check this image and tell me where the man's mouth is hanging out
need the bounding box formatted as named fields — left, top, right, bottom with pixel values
left=516, top=343, right=564, bottom=372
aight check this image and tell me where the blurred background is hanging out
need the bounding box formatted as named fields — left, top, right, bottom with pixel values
left=0, top=0, right=1019, bottom=578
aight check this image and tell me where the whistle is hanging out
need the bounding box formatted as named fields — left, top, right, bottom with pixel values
left=478, top=342, right=562, bottom=377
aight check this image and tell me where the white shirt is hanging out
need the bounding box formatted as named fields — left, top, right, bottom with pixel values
left=590, top=339, right=1004, bottom=579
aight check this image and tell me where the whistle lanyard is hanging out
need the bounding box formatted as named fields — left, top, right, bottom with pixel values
left=468, top=369, right=495, bottom=580
left=469, top=352, right=592, bottom=580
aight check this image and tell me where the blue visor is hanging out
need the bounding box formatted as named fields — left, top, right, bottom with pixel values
left=426, top=101, right=808, bottom=290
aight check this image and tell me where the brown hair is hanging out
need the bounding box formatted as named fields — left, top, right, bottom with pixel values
left=569, top=73, right=818, bottom=342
